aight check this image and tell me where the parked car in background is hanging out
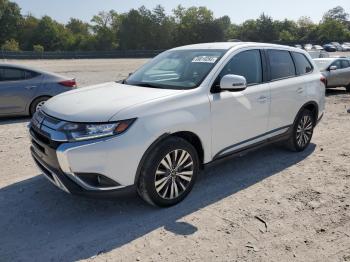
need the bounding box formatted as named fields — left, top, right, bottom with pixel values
left=314, top=58, right=350, bottom=91
left=341, top=43, right=350, bottom=51
left=331, top=42, right=344, bottom=51
left=29, top=42, right=325, bottom=207
left=0, top=64, right=76, bottom=117
left=304, top=44, right=313, bottom=51
left=308, top=50, right=330, bottom=59
left=323, top=44, right=337, bottom=52
left=295, top=44, right=303, bottom=49
left=313, top=45, right=324, bottom=50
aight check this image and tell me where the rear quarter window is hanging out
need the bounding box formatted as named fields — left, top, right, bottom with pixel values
left=268, top=50, right=296, bottom=80
left=25, top=70, right=41, bottom=79
left=292, top=52, right=313, bottom=75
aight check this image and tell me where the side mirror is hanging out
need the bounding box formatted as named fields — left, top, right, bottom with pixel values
left=220, top=74, right=247, bottom=92
left=329, top=65, right=337, bottom=71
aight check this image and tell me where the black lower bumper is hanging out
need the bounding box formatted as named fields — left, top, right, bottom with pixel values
left=31, top=146, right=133, bottom=198
left=31, top=146, right=84, bottom=194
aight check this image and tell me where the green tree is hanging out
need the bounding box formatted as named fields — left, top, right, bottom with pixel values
left=323, top=6, right=349, bottom=24
left=66, top=18, right=90, bottom=35
left=225, top=24, right=241, bottom=41
left=33, top=44, right=44, bottom=52
left=1, top=39, right=20, bottom=51
left=119, top=6, right=176, bottom=50
left=91, top=10, right=119, bottom=50
left=297, top=16, right=318, bottom=41
left=238, top=20, right=259, bottom=41
left=275, top=19, right=298, bottom=42
left=18, top=15, right=39, bottom=50
left=0, top=0, right=22, bottom=46
left=215, top=15, right=232, bottom=40
left=118, top=8, right=150, bottom=50
left=172, top=6, right=224, bottom=45
left=317, top=18, right=350, bottom=42
left=150, top=5, right=176, bottom=49
left=66, top=18, right=94, bottom=50
left=31, top=16, right=74, bottom=51
left=256, top=13, right=278, bottom=42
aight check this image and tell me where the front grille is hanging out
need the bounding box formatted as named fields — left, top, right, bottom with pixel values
left=30, top=110, right=67, bottom=149
left=31, top=127, right=50, bottom=145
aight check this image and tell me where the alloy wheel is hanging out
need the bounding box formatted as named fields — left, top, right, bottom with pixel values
left=296, top=115, right=313, bottom=147
left=154, top=149, right=194, bottom=200
left=35, top=101, right=46, bottom=112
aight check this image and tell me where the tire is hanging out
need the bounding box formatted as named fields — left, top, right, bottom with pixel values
left=29, top=96, right=50, bottom=116
left=286, top=109, right=315, bottom=152
left=346, top=85, right=350, bottom=92
left=137, top=136, right=199, bottom=207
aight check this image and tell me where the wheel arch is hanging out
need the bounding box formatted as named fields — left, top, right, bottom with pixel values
left=28, top=95, right=51, bottom=116
left=293, top=101, right=319, bottom=127
left=134, top=131, right=205, bottom=184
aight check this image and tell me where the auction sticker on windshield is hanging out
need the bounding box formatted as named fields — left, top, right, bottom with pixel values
left=192, top=56, right=219, bottom=63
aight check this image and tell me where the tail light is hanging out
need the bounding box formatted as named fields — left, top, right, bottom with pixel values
left=59, top=79, right=77, bottom=88
left=320, top=76, right=327, bottom=86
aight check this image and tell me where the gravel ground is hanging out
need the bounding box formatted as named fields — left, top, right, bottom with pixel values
left=0, top=59, right=349, bottom=262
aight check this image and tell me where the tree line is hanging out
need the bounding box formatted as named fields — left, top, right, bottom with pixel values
left=1, top=0, right=350, bottom=52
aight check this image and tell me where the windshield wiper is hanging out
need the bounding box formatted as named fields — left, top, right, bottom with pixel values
left=127, top=82, right=162, bottom=89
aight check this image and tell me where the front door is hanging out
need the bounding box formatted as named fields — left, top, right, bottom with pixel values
left=209, top=49, right=270, bottom=159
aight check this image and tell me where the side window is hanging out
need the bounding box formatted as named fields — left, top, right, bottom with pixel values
left=2, top=68, right=26, bottom=81
left=25, top=70, right=40, bottom=80
left=340, top=60, right=350, bottom=69
left=292, top=52, right=313, bottom=75
left=268, top=50, right=296, bottom=80
left=219, top=50, right=263, bottom=85
left=331, top=60, right=341, bottom=69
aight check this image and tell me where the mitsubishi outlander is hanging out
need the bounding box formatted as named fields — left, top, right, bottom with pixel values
left=29, top=42, right=325, bottom=207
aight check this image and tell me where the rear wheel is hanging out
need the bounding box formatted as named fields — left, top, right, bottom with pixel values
left=286, top=109, right=315, bottom=152
left=30, top=96, right=50, bottom=116
left=137, top=136, right=199, bottom=207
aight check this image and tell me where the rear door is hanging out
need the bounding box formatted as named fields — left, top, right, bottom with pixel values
left=267, top=50, right=308, bottom=133
left=0, top=67, right=42, bottom=115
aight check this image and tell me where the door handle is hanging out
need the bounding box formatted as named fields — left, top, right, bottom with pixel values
left=257, top=95, right=268, bottom=103
left=296, top=87, right=303, bottom=94
left=24, top=86, right=36, bottom=90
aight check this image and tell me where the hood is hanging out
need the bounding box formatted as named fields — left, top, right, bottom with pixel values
left=42, top=82, right=181, bottom=122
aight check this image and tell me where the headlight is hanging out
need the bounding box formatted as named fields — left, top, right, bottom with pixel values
left=59, top=119, right=136, bottom=142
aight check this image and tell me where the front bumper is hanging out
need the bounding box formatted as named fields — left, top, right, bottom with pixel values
left=29, top=115, right=136, bottom=195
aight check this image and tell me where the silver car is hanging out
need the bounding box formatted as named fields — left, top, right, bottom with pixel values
left=313, top=58, right=350, bottom=92
left=0, top=64, right=76, bottom=117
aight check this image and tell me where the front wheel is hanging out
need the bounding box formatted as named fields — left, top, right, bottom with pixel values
left=286, top=109, right=315, bottom=152
left=137, top=137, right=199, bottom=207
left=30, top=96, right=50, bottom=116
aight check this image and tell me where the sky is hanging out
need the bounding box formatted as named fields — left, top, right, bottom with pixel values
left=13, top=0, right=350, bottom=24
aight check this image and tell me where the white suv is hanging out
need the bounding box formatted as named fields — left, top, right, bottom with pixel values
left=29, top=42, right=325, bottom=207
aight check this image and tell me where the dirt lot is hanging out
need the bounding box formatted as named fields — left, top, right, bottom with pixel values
left=0, top=59, right=349, bottom=262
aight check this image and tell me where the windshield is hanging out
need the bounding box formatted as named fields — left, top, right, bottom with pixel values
left=314, top=60, right=332, bottom=71
left=125, top=49, right=227, bottom=90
